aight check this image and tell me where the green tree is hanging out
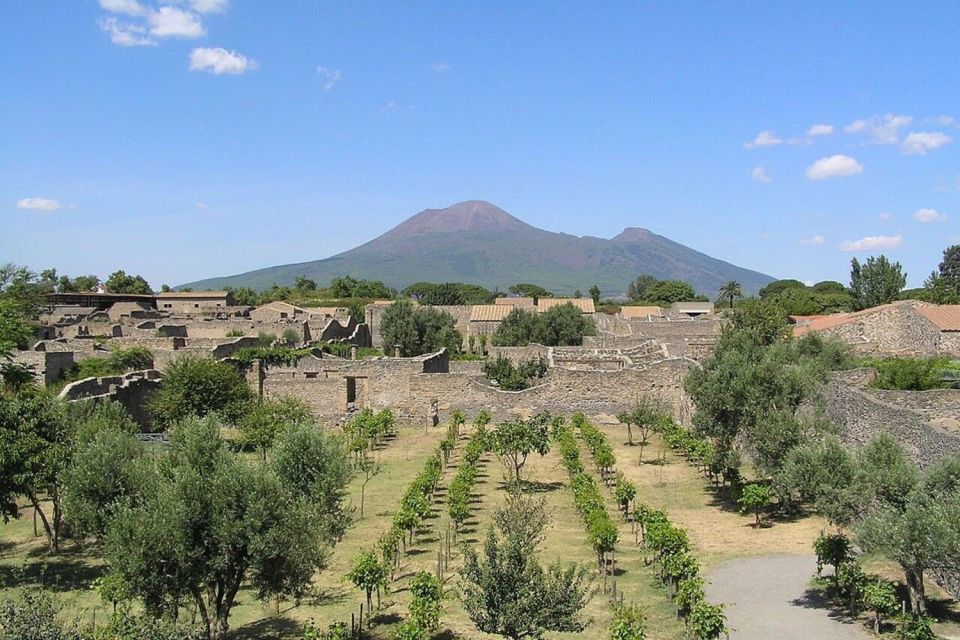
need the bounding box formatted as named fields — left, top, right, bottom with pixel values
left=589, top=284, right=601, bottom=304
left=862, top=579, right=898, bottom=633
left=738, top=484, right=772, bottom=527
left=758, top=279, right=806, bottom=299
left=459, top=497, right=589, bottom=640
left=408, top=571, right=443, bottom=630
left=0, top=394, right=69, bottom=551
left=346, top=550, right=387, bottom=616
left=0, top=299, right=35, bottom=351
left=329, top=276, right=395, bottom=299
left=236, top=396, right=313, bottom=457
left=718, top=281, right=742, bottom=309
left=849, top=255, right=906, bottom=310
left=230, top=287, right=259, bottom=306
left=148, top=355, right=253, bottom=428
left=105, top=270, right=153, bottom=295
left=536, top=303, right=597, bottom=346
left=627, top=275, right=658, bottom=302
left=643, top=279, right=701, bottom=305
left=271, top=422, right=353, bottom=540
left=508, top=283, right=553, bottom=302
left=608, top=604, right=646, bottom=640
left=0, top=589, right=83, bottom=640
left=62, top=423, right=144, bottom=541
left=379, top=300, right=460, bottom=356
left=688, top=601, right=727, bottom=640
left=294, top=276, right=317, bottom=292
left=104, top=417, right=327, bottom=640
left=490, top=414, right=551, bottom=484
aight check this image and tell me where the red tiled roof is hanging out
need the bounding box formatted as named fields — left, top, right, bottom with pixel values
left=620, top=305, right=663, bottom=319
left=916, top=304, right=960, bottom=331
left=470, top=305, right=515, bottom=322
left=537, top=298, right=596, bottom=313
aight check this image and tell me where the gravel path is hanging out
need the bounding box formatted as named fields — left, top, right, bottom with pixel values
left=706, top=554, right=871, bottom=640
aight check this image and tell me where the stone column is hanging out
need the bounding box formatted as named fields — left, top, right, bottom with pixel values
left=394, top=345, right=401, bottom=358
left=351, top=346, right=357, bottom=360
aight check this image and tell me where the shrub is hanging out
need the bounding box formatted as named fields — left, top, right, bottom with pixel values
left=148, top=355, right=253, bottom=427
left=866, top=357, right=958, bottom=391
left=482, top=355, right=548, bottom=391
left=609, top=604, right=646, bottom=640
left=225, top=328, right=245, bottom=337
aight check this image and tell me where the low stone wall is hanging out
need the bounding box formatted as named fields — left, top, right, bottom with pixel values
left=12, top=350, right=75, bottom=386
left=260, top=353, right=693, bottom=424
left=819, top=369, right=960, bottom=468
left=58, top=369, right=162, bottom=429
left=486, top=344, right=549, bottom=365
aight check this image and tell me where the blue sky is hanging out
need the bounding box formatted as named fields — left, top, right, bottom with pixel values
left=2, top=1, right=959, bottom=290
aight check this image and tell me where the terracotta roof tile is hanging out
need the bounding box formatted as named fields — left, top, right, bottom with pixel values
left=619, top=305, right=663, bottom=319
left=537, top=298, right=596, bottom=313
left=494, top=297, right=535, bottom=306
left=470, top=305, right=515, bottom=322
left=916, top=304, right=960, bottom=331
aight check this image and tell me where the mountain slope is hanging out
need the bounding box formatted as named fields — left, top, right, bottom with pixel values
left=180, top=200, right=774, bottom=295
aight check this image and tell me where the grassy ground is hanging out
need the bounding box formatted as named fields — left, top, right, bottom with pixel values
left=3, top=419, right=958, bottom=639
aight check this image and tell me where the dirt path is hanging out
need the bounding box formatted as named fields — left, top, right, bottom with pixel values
left=706, top=554, right=871, bottom=640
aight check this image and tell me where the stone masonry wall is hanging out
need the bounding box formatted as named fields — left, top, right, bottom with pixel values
left=817, top=369, right=960, bottom=468
left=58, top=369, right=162, bottom=429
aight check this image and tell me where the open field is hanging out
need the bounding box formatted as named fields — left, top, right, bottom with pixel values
left=2, top=418, right=959, bottom=639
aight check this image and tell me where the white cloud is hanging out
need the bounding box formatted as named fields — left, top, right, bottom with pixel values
left=744, top=130, right=783, bottom=148
left=100, top=0, right=147, bottom=16
left=902, top=131, right=952, bottom=155
left=751, top=164, right=772, bottom=183
left=178, top=0, right=229, bottom=14
left=879, top=212, right=893, bottom=221
left=383, top=101, right=397, bottom=111
left=806, top=154, right=864, bottom=180
left=800, top=235, right=826, bottom=245
left=432, top=62, right=451, bottom=72
left=99, top=16, right=156, bottom=45
left=189, top=47, right=256, bottom=74
left=914, top=208, right=947, bottom=223
left=316, top=66, right=341, bottom=90
left=843, top=114, right=912, bottom=144
left=17, top=197, right=63, bottom=211
left=148, top=6, right=205, bottom=37
left=806, top=124, right=834, bottom=137
left=937, top=115, right=956, bottom=127
left=195, top=201, right=207, bottom=209
left=839, top=235, right=903, bottom=252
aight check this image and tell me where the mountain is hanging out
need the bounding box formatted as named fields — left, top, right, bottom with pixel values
left=179, top=200, right=774, bottom=296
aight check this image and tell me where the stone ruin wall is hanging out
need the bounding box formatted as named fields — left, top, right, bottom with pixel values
left=817, top=368, right=960, bottom=469
left=815, top=304, right=943, bottom=357
left=58, top=369, right=162, bottom=429
left=256, top=351, right=694, bottom=425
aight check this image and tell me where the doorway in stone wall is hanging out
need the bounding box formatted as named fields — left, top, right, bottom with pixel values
left=346, top=377, right=356, bottom=406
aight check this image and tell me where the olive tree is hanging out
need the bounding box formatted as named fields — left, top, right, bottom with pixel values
left=103, top=417, right=328, bottom=640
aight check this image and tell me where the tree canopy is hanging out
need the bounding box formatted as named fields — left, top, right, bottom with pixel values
left=104, top=270, right=153, bottom=295
left=849, top=256, right=906, bottom=310
left=627, top=275, right=707, bottom=305
left=148, top=355, right=253, bottom=428
left=403, top=282, right=494, bottom=305
left=493, top=304, right=596, bottom=347
left=379, top=300, right=461, bottom=356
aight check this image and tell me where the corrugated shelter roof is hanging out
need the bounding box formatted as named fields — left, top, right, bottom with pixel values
left=537, top=298, right=596, bottom=313
left=470, top=305, right=515, bottom=322
left=619, top=305, right=663, bottom=319
left=157, top=291, right=230, bottom=298
left=671, top=301, right=714, bottom=313
left=494, top=297, right=535, bottom=306
left=916, top=304, right=960, bottom=331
